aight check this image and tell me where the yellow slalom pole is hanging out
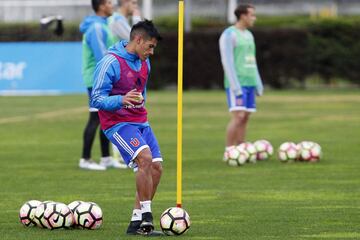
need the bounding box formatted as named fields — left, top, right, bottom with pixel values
left=176, top=0, right=184, bottom=208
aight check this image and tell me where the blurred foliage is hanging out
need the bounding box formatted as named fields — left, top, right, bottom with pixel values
left=1, top=16, right=360, bottom=89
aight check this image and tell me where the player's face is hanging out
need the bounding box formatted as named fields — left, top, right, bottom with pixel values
left=135, top=37, right=158, bottom=61
left=101, top=0, right=113, bottom=17
left=127, top=0, right=139, bottom=15
left=243, top=8, right=256, bottom=27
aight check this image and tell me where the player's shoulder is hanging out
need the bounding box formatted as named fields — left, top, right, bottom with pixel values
left=223, top=26, right=236, bottom=34
left=88, top=21, right=108, bottom=36
left=113, top=13, right=127, bottom=23
left=98, top=54, right=118, bottom=69
left=221, top=26, right=236, bottom=38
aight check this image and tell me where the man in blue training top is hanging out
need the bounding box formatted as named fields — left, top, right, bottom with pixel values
left=91, top=20, right=163, bottom=236
left=79, top=0, right=126, bottom=170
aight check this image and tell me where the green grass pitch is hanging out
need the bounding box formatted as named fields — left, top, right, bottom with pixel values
left=0, top=90, right=359, bottom=239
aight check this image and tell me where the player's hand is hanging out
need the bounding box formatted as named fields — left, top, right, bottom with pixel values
left=234, top=88, right=242, bottom=97
left=122, top=89, right=143, bottom=107
left=256, top=87, right=264, bottom=96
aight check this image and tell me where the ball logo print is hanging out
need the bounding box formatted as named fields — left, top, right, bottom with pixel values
left=130, top=138, right=140, bottom=147
left=43, top=203, right=74, bottom=229
left=73, top=202, right=103, bottom=230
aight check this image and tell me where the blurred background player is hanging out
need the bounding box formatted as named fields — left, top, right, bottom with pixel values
left=79, top=0, right=126, bottom=170
left=91, top=20, right=163, bottom=236
left=219, top=4, right=264, bottom=158
left=109, top=0, right=142, bottom=42
left=108, top=0, right=142, bottom=166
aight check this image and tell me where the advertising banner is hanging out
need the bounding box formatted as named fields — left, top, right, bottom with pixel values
left=0, top=42, right=85, bottom=95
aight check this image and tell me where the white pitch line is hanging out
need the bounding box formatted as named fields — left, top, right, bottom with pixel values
left=0, top=107, right=88, bottom=124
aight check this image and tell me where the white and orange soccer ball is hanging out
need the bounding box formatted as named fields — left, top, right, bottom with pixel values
left=297, top=141, right=322, bottom=162
left=44, top=202, right=74, bottom=229
left=254, top=140, right=274, bottom=160
left=278, top=142, right=299, bottom=162
left=160, top=207, right=190, bottom=236
left=238, top=142, right=257, bottom=163
left=73, top=202, right=103, bottom=229
left=19, top=200, right=42, bottom=227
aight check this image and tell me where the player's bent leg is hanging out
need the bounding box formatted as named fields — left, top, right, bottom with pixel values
left=135, top=148, right=153, bottom=201
left=126, top=162, right=163, bottom=235
left=151, top=162, right=162, bottom=199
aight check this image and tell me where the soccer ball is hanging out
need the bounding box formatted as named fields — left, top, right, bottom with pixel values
left=297, top=141, right=322, bottom=162
left=160, top=207, right=190, bottom=235
left=73, top=202, right=103, bottom=229
left=44, top=202, right=74, bottom=229
left=254, top=140, right=274, bottom=160
left=224, top=146, right=239, bottom=166
left=238, top=142, right=257, bottom=163
left=278, top=142, right=299, bottom=162
left=235, top=146, right=250, bottom=165
left=224, top=146, right=248, bottom=166
left=33, top=201, right=55, bottom=228
left=19, top=200, right=42, bottom=227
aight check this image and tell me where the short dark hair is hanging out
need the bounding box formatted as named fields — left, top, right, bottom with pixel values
left=130, top=19, right=162, bottom=41
left=92, top=0, right=106, bottom=12
left=234, top=4, right=255, bottom=20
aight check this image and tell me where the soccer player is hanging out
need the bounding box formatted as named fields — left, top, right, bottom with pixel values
left=79, top=0, right=126, bottom=170
left=91, top=20, right=163, bottom=236
left=108, top=0, right=142, bottom=42
left=219, top=4, right=264, bottom=157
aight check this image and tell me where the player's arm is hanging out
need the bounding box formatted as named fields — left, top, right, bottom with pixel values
left=91, top=55, right=143, bottom=110
left=91, top=55, right=123, bottom=111
left=141, top=59, right=151, bottom=102
left=219, top=30, right=242, bottom=95
left=252, top=35, right=264, bottom=96
left=87, top=23, right=109, bottom=62
left=255, top=64, right=264, bottom=96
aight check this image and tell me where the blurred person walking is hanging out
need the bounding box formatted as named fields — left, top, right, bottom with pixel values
left=109, top=0, right=142, bottom=42
left=219, top=4, right=264, bottom=158
left=79, top=0, right=126, bottom=170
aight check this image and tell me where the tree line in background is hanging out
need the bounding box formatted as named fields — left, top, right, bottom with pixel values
left=1, top=17, right=359, bottom=89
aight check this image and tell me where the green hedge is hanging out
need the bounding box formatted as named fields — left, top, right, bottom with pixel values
left=1, top=19, right=359, bottom=89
